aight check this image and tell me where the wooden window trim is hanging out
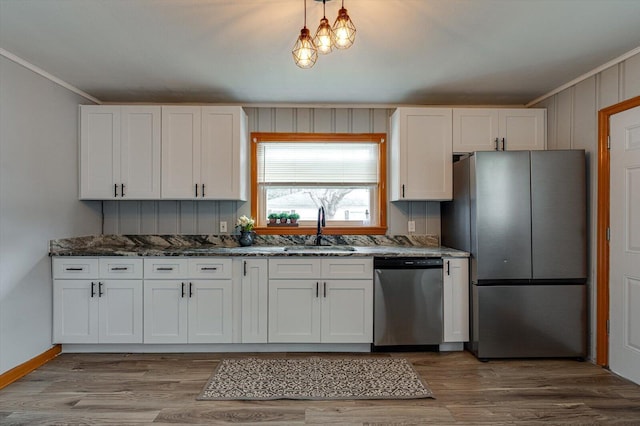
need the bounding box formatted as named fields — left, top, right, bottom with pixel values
left=250, top=132, right=387, bottom=235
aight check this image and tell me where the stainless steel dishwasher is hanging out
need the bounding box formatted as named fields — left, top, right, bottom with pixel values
left=373, top=257, right=443, bottom=347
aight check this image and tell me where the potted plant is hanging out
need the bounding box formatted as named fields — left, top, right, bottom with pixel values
left=236, top=215, right=255, bottom=246
left=267, top=213, right=278, bottom=224
left=288, top=212, right=300, bottom=224
left=278, top=212, right=289, bottom=224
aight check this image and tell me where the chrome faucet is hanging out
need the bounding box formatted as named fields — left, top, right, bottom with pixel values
left=316, top=206, right=326, bottom=246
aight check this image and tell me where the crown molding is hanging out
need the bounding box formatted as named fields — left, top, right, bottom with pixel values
left=0, top=48, right=101, bottom=104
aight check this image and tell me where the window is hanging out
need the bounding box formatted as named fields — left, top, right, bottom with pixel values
left=251, top=133, right=387, bottom=235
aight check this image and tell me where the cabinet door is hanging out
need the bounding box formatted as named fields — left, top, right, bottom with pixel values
left=241, top=259, right=268, bottom=343
left=442, top=257, right=470, bottom=342
left=120, top=106, right=161, bottom=199
left=143, top=280, right=188, bottom=343
left=200, top=106, right=248, bottom=200
left=53, top=280, right=99, bottom=343
left=452, top=108, right=500, bottom=153
left=499, top=109, right=546, bottom=151
left=320, top=280, right=373, bottom=343
left=161, top=106, right=201, bottom=199
left=79, top=106, right=120, bottom=199
left=188, top=280, right=233, bottom=343
left=390, top=108, right=453, bottom=201
left=98, top=280, right=143, bottom=343
left=268, top=280, right=321, bottom=343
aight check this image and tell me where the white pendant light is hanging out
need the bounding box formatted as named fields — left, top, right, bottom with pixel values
left=313, top=0, right=335, bottom=55
left=332, top=0, right=356, bottom=49
left=292, top=0, right=318, bottom=68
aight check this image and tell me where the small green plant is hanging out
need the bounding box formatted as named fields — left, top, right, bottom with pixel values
left=278, top=212, right=289, bottom=223
left=268, top=213, right=278, bottom=220
left=288, top=212, right=300, bottom=220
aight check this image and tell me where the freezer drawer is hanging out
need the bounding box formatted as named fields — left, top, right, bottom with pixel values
left=471, top=283, right=587, bottom=359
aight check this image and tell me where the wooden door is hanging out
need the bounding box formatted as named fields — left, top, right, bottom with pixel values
left=609, top=105, right=640, bottom=385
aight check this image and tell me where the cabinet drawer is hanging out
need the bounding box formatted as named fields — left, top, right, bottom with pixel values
left=321, top=258, right=373, bottom=279
left=143, top=258, right=189, bottom=279
left=269, top=258, right=322, bottom=279
left=188, top=258, right=232, bottom=279
left=53, top=257, right=99, bottom=279
left=99, top=258, right=143, bottom=279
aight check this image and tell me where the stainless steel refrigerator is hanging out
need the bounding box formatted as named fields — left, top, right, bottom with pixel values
left=442, top=150, right=587, bottom=359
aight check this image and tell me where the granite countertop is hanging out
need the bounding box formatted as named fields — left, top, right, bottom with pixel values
left=49, top=234, right=469, bottom=258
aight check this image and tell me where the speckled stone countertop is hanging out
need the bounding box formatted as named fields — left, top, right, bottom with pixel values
left=49, top=234, right=469, bottom=258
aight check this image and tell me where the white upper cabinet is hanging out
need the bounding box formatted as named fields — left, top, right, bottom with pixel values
left=80, top=105, right=161, bottom=199
left=389, top=108, right=453, bottom=201
left=161, top=106, right=248, bottom=200
left=452, top=108, right=546, bottom=153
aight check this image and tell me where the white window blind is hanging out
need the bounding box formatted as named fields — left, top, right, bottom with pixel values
left=257, top=142, right=379, bottom=184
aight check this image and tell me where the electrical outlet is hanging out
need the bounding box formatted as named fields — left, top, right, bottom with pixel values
left=220, top=221, right=227, bottom=233
left=408, top=220, right=416, bottom=233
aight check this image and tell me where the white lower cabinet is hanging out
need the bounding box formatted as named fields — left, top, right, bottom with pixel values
left=240, top=259, right=268, bottom=343
left=268, top=258, right=373, bottom=344
left=143, top=258, right=233, bottom=343
left=53, top=258, right=143, bottom=344
left=442, top=257, right=470, bottom=342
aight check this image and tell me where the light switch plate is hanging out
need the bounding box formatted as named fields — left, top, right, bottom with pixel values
left=408, top=220, right=416, bottom=233
left=220, top=221, right=227, bottom=233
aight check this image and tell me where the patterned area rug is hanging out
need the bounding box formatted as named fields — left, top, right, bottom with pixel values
left=197, top=357, right=434, bottom=400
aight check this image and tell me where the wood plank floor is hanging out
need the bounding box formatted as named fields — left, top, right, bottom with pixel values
left=1, top=351, right=639, bottom=425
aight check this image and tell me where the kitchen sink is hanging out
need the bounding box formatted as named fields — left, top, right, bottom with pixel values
left=283, top=245, right=356, bottom=252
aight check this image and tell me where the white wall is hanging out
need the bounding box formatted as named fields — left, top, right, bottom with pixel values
left=0, top=57, right=102, bottom=374
left=532, top=51, right=640, bottom=360
left=102, top=107, right=441, bottom=238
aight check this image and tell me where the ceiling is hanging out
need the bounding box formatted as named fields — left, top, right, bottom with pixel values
left=2, top=0, right=640, bottom=106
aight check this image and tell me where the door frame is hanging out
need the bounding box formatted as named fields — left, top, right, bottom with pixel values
left=596, top=95, right=640, bottom=366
